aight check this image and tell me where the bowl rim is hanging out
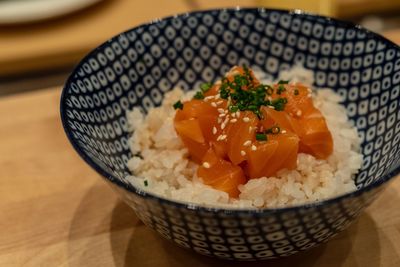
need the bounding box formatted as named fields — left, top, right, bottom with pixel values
left=61, top=7, right=400, bottom=214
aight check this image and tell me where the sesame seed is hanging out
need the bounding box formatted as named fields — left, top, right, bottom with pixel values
left=216, top=135, right=222, bottom=141
left=248, top=126, right=253, bottom=133
left=216, top=100, right=223, bottom=105
left=240, top=150, right=246, bottom=156
left=219, top=113, right=226, bottom=118
left=215, top=80, right=221, bottom=85
left=217, top=118, right=222, bottom=124
left=307, top=93, right=312, bottom=98
left=281, top=130, right=287, bottom=134
left=267, top=96, right=272, bottom=101
left=217, top=108, right=225, bottom=114
left=268, top=105, right=275, bottom=109
left=230, top=118, right=237, bottom=123
left=222, top=117, right=229, bottom=127
left=204, top=96, right=215, bottom=101
left=251, top=145, right=257, bottom=151
left=296, top=110, right=302, bottom=116
left=202, top=162, right=210, bottom=168
left=221, top=122, right=227, bottom=130
left=242, top=117, right=250, bottom=122
left=307, top=88, right=312, bottom=93
left=220, top=134, right=227, bottom=140
left=211, top=102, right=217, bottom=107
left=215, top=94, right=220, bottom=100
left=243, top=140, right=252, bottom=146
left=236, top=111, right=240, bottom=117
left=212, top=126, right=217, bottom=134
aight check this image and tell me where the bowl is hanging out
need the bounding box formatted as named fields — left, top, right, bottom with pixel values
left=60, top=8, right=400, bottom=260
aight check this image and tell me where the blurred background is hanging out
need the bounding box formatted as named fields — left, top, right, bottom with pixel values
left=1, top=0, right=399, bottom=97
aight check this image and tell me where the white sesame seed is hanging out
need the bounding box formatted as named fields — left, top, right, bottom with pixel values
left=307, top=93, right=312, bottom=98
left=231, top=112, right=236, bottom=118
left=267, top=96, right=272, bottom=101
left=202, top=162, right=210, bottom=168
left=215, top=94, right=220, bottom=100
left=281, top=130, right=287, bottom=134
left=268, top=105, right=275, bottom=109
left=204, top=96, right=215, bottom=101
left=242, top=117, right=250, bottom=122
left=248, top=126, right=253, bottom=133
left=217, top=118, right=222, bottom=124
left=243, top=140, right=252, bottom=146
left=221, top=122, right=227, bottom=130
left=240, top=150, right=246, bottom=156
left=222, top=117, right=229, bottom=128
left=296, top=110, right=302, bottom=116
left=307, top=88, right=312, bottom=93
left=251, top=145, right=257, bottom=151
left=217, top=108, right=225, bottom=114
left=236, top=111, right=240, bottom=117
left=220, top=134, right=227, bottom=140
left=216, top=100, right=223, bottom=105
left=215, top=80, right=221, bottom=85
left=230, top=118, right=237, bottom=123
left=212, top=126, right=217, bottom=135
left=216, top=135, right=222, bottom=141
left=219, top=113, right=226, bottom=118
left=211, top=102, right=217, bottom=107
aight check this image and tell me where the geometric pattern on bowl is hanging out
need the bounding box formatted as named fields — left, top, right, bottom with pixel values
left=61, top=8, right=400, bottom=260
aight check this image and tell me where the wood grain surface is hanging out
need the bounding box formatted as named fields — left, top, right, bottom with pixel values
left=1, top=31, right=400, bottom=267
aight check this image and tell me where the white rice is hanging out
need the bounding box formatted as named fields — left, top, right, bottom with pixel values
left=126, top=66, right=363, bottom=208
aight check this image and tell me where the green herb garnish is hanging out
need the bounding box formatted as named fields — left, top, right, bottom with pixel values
left=294, top=89, right=299, bottom=95
left=256, top=133, right=267, bottom=141
left=200, top=82, right=212, bottom=92
left=229, top=105, right=239, bottom=112
left=144, top=180, right=148, bottom=186
left=277, top=85, right=286, bottom=95
left=193, top=91, right=205, bottom=99
left=265, top=126, right=280, bottom=134
left=278, top=80, right=289, bottom=84
left=270, top=98, right=287, bottom=111
left=173, top=100, right=183, bottom=110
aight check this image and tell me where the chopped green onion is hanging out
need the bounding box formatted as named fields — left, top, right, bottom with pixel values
left=229, top=105, right=239, bottom=113
left=173, top=100, right=183, bottom=110
left=256, top=133, right=267, bottom=141
left=193, top=91, right=204, bottom=99
left=144, top=180, right=148, bottom=186
left=277, top=85, right=286, bottom=95
left=265, top=86, right=273, bottom=95
left=294, top=89, right=299, bottom=95
left=200, top=82, right=212, bottom=92
left=265, top=126, right=280, bottom=134
left=278, top=80, right=289, bottom=84
left=219, top=85, right=230, bottom=99
left=271, top=98, right=287, bottom=111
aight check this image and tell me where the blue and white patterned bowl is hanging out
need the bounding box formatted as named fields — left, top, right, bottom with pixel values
left=61, top=8, right=400, bottom=260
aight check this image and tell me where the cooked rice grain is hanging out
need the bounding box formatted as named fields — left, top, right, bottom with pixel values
left=126, top=67, right=362, bottom=208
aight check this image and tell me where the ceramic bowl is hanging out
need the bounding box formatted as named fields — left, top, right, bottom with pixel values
left=61, top=8, right=400, bottom=260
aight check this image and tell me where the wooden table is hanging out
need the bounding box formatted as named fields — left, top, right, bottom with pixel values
left=1, top=36, right=400, bottom=267
left=1, top=90, right=400, bottom=267
left=2, top=0, right=399, bottom=77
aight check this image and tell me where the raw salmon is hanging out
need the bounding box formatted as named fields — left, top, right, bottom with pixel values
left=173, top=66, right=334, bottom=197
